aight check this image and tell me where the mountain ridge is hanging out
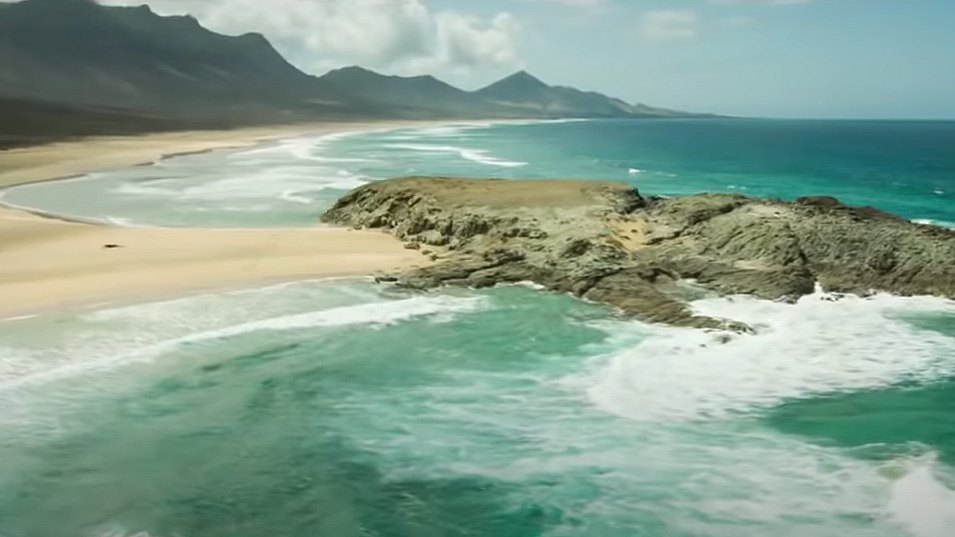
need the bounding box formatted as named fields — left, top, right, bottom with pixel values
left=0, top=0, right=715, bottom=147
left=316, top=66, right=706, bottom=120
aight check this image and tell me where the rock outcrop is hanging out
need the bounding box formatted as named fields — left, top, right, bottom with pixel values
left=322, top=177, right=955, bottom=331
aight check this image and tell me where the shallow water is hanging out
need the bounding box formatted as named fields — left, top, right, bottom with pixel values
left=1, top=281, right=954, bottom=536
left=6, top=119, right=955, bottom=228
left=2, top=119, right=955, bottom=536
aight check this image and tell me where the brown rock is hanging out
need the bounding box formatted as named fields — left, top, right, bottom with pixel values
left=322, top=177, right=955, bottom=331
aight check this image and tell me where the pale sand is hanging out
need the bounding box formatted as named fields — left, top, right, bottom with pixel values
left=0, top=122, right=437, bottom=318
left=0, top=121, right=433, bottom=187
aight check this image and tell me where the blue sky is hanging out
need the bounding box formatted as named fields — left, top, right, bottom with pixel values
left=102, top=0, right=955, bottom=119
left=506, top=0, right=955, bottom=119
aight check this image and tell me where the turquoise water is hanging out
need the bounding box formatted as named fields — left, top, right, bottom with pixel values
left=4, top=119, right=955, bottom=227
left=2, top=120, right=955, bottom=536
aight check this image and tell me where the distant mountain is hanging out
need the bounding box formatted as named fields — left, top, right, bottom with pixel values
left=476, top=71, right=694, bottom=118
left=0, top=0, right=713, bottom=146
left=316, top=66, right=506, bottom=118
left=0, top=0, right=351, bottom=117
left=318, top=67, right=701, bottom=119
left=476, top=71, right=553, bottom=105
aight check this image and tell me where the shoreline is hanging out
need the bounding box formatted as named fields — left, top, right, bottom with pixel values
left=0, top=119, right=467, bottom=318
left=0, top=205, right=432, bottom=320
left=0, top=119, right=466, bottom=192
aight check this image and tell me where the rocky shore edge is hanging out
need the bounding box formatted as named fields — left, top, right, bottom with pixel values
left=323, top=177, right=955, bottom=331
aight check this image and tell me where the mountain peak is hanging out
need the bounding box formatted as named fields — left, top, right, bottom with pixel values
left=0, top=0, right=704, bottom=126
left=476, top=70, right=552, bottom=101
left=320, top=66, right=390, bottom=83
left=128, top=3, right=155, bottom=14
left=512, top=69, right=540, bottom=78
left=328, top=65, right=376, bottom=75
left=503, top=70, right=548, bottom=87
left=236, top=31, right=268, bottom=43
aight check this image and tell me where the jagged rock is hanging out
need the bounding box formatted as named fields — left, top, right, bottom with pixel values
left=322, top=177, right=955, bottom=331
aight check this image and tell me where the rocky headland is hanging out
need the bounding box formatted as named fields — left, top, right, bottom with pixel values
left=322, top=177, right=955, bottom=331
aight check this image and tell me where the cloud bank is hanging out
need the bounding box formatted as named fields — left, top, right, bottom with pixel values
left=99, top=0, right=523, bottom=77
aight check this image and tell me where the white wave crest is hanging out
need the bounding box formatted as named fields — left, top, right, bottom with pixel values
left=386, top=143, right=528, bottom=168
left=583, top=290, right=955, bottom=422
left=912, top=218, right=955, bottom=229
left=103, top=216, right=148, bottom=227
left=113, top=167, right=367, bottom=203
left=0, top=295, right=485, bottom=394
left=232, top=132, right=371, bottom=164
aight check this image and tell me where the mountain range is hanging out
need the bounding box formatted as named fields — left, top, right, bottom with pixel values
left=0, top=0, right=711, bottom=147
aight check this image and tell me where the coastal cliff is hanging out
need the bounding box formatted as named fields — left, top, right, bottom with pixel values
left=322, top=177, right=955, bottom=331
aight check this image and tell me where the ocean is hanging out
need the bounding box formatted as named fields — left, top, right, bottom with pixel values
left=1, top=119, right=954, bottom=537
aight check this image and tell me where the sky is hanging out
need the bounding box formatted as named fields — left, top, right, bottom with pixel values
left=91, top=0, right=955, bottom=119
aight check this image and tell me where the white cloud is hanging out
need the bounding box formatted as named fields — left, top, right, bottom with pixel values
left=640, top=10, right=699, bottom=41
left=436, top=12, right=522, bottom=68
left=98, top=0, right=522, bottom=76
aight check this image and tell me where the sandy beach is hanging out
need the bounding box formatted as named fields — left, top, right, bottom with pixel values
left=0, top=122, right=436, bottom=318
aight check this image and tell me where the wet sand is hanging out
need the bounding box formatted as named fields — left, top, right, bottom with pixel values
left=0, top=122, right=436, bottom=317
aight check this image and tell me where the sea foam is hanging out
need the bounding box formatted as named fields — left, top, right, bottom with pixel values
left=583, top=290, right=955, bottom=422
left=558, top=289, right=955, bottom=534
left=912, top=218, right=955, bottom=229
left=883, top=451, right=955, bottom=537
left=386, top=143, right=529, bottom=168
left=0, top=295, right=485, bottom=394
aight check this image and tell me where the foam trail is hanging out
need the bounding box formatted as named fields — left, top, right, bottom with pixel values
left=279, top=190, right=314, bottom=204
left=584, top=290, right=955, bottom=422
left=103, top=216, right=146, bottom=227
left=887, top=453, right=955, bottom=537
left=232, top=139, right=372, bottom=165
left=93, top=526, right=155, bottom=537
left=113, top=182, right=175, bottom=197
left=0, top=296, right=485, bottom=393
left=402, top=125, right=481, bottom=137
left=912, top=218, right=955, bottom=229
left=1, top=314, right=39, bottom=323
left=115, top=169, right=367, bottom=202
left=275, top=135, right=371, bottom=163
left=387, top=143, right=528, bottom=168
left=233, top=131, right=370, bottom=162
left=388, top=119, right=581, bottom=140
